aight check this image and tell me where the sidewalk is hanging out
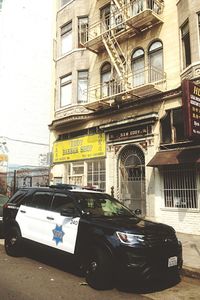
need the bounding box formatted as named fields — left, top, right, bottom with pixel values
left=176, top=232, right=200, bottom=280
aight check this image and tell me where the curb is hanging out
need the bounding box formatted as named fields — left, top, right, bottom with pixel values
left=181, top=266, right=200, bottom=280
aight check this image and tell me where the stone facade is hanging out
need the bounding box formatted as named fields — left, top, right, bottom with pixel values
left=50, top=0, right=200, bottom=235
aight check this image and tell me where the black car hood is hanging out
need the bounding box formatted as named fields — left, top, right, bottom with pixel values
left=89, top=215, right=174, bottom=235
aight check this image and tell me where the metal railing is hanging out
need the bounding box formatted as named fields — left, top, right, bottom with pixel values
left=81, top=0, right=164, bottom=45
left=88, top=66, right=166, bottom=102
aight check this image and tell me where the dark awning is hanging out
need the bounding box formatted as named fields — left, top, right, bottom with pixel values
left=147, top=148, right=200, bottom=167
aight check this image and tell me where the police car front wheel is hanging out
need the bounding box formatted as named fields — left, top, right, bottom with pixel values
left=85, top=247, right=113, bottom=290
left=5, top=226, right=23, bottom=257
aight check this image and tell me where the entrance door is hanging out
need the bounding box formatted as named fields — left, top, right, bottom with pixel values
left=119, top=145, right=146, bottom=214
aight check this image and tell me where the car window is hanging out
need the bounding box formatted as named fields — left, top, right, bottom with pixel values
left=24, top=192, right=53, bottom=210
left=74, top=192, right=133, bottom=217
left=0, top=194, right=9, bottom=207
left=51, top=193, right=75, bottom=213
left=8, top=190, right=27, bottom=204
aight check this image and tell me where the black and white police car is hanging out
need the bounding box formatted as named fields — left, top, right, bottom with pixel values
left=3, top=184, right=183, bottom=290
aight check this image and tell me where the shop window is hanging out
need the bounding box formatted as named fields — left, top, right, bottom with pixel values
left=100, top=62, right=111, bottom=98
left=131, top=48, right=145, bottom=87
left=160, top=108, right=185, bottom=144
left=181, top=21, right=191, bottom=69
left=54, top=177, right=62, bottom=185
left=78, top=70, right=88, bottom=103
left=162, top=166, right=198, bottom=209
left=60, top=74, right=72, bottom=107
left=78, top=17, right=88, bottom=47
left=148, top=40, right=163, bottom=82
left=67, top=162, right=84, bottom=186
left=87, top=160, right=106, bottom=191
left=61, top=21, right=72, bottom=55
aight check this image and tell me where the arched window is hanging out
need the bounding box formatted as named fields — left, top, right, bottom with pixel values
left=148, top=40, right=163, bottom=82
left=100, top=62, right=111, bottom=98
left=131, top=48, right=145, bottom=87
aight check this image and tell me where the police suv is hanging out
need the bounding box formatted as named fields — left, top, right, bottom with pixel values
left=3, top=185, right=183, bottom=290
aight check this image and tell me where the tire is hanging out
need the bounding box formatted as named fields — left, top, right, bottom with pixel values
left=5, top=226, right=23, bottom=257
left=85, top=247, right=113, bottom=290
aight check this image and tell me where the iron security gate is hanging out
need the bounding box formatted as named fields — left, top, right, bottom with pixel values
left=119, top=145, right=146, bottom=214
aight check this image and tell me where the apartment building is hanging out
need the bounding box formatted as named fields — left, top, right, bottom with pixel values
left=49, top=0, right=200, bottom=235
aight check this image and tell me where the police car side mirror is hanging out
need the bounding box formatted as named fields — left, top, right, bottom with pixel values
left=134, top=208, right=142, bottom=216
left=61, top=207, right=75, bottom=217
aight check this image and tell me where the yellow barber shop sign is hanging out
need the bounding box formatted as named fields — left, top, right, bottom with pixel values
left=53, top=133, right=106, bottom=163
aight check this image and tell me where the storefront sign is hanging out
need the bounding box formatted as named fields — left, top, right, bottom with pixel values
left=182, top=79, right=200, bottom=139
left=53, top=133, right=106, bottom=163
left=108, top=125, right=151, bottom=142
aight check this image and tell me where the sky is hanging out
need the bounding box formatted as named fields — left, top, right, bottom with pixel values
left=0, top=0, right=54, bottom=167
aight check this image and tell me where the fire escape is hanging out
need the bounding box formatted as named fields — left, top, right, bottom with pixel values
left=81, top=0, right=165, bottom=110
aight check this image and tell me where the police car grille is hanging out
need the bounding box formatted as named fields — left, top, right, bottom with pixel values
left=143, top=231, right=178, bottom=247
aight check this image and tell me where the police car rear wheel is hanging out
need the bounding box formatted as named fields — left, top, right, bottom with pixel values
left=85, top=247, right=113, bottom=290
left=5, top=227, right=23, bottom=257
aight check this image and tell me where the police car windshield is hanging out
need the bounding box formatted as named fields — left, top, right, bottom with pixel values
left=74, top=192, right=133, bottom=217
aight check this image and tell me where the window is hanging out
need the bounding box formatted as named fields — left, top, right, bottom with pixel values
left=78, top=70, right=88, bottom=103
left=198, top=13, right=200, bottom=51
left=51, top=193, right=74, bottom=212
left=67, top=162, right=84, bottom=186
left=162, top=166, right=198, bottom=209
left=60, top=0, right=71, bottom=7
left=160, top=108, right=185, bottom=144
left=61, top=22, right=72, bottom=55
left=87, top=160, right=106, bottom=191
left=100, top=62, right=111, bottom=98
left=60, top=74, right=72, bottom=107
left=181, top=21, right=191, bottom=68
left=148, top=40, right=163, bottom=82
left=100, top=4, right=111, bottom=31
left=131, top=0, right=143, bottom=16
left=25, top=192, right=53, bottom=210
left=131, top=48, right=145, bottom=87
left=78, top=17, right=88, bottom=46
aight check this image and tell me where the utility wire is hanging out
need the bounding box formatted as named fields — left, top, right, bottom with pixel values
left=0, top=136, right=49, bottom=146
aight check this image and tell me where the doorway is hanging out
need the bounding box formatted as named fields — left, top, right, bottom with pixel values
left=119, top=145, right=146, bottom=214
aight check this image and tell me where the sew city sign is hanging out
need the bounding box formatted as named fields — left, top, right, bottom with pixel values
left=53, top=133, right=106, bottom=163
left=182, top=79, right=200, bottom=139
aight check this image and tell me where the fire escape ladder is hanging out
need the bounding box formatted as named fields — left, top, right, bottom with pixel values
left=102, top=28, right=131, bottom=91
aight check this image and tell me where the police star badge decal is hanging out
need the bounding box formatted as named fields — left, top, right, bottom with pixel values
left=52, top=225, right=65, bottom=245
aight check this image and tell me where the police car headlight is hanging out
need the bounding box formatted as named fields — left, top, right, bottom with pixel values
left=116, top=231, right=144, bottom=245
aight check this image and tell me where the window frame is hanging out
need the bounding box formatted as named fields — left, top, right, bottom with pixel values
left=131, top=48, right=145, bottom=87
left=61, top=21, right=73, bottom=55
left=160, top=108, right=185, bottom=144
left=181, top=20, right=191, bottom=69
left=161, top=166, right=199, bottom=210
left=148, top=40, right=163, bottom=82
left=100, top=62, right=112, bottom=98
left=77, top=70, right=89, bottom=103
left=78, top=16, right=89, bottom=47
left=60, top=74, right=72, bottom=107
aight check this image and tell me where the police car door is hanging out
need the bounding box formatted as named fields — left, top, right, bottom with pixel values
left=16, top=191, right=53, bottom=244
left=47, top=192, right=80, bottom=254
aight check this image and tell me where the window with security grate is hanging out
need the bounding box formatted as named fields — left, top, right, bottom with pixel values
left=162, top=166, right=198, bottom=209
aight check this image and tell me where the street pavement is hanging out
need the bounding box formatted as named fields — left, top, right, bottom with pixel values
left=1, top=231, right=200, bottom=281
left=176, top=232, right=200, bottom=280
